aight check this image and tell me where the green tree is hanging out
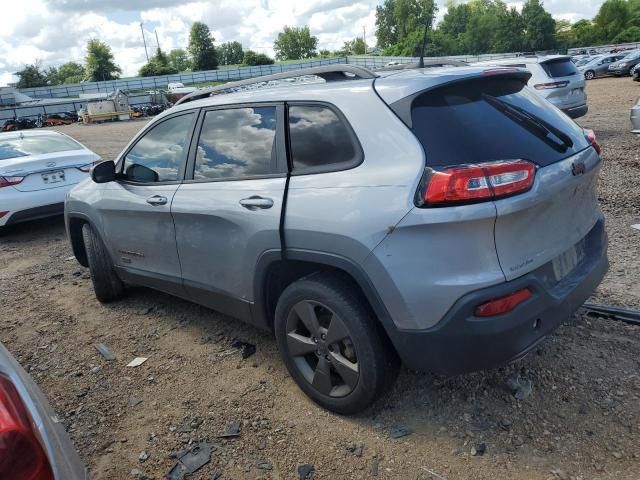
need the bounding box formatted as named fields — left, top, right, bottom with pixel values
left=188, top=22, right=218, bottom=71
left=167, top=49, right=190, bottom=72
left=242, top=50, right=274, bottom=66
left=273, top=26, right=318, bottom=60
left=554, top=19, right=575, bottom=51
left=521, top=0, right=556, bottom=50
left=375, top=0, right=399, bottom=49
left=318, top=49, right=333, bottom=57
left=218, top=41, right=244, bottom=65
left=338, top=37, right=368, bottom=55
left=612, top=25, right=640, bottom=42
left=54, top=62, right=85, bottom=84
left=85, top=39, right=121, bottom=81
left=15, top=63, right=49, bottom=88
left=571, top=19, right=599, bottom=47
left=139, top=48, right=179, bottom=77
left=595, top=0, right=631, bottom=42
left=494, top=5, right=525, bottom=52
left=374, top=0, right=438, bottom=56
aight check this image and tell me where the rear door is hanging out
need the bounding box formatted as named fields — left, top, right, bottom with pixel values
left=408, top=75, right=599, bottom=281
left=171, top=104, right=286, bottom=320
left=98, top=111, right=197, bottom=295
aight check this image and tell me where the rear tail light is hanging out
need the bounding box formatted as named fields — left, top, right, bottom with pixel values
left=475, top=288, right=532, bottom=317
left=533, top=81, right=570, bottom=90
left=0, top=176, right=25, bottom=188
left=0, top=212, right=8, bottom=219
left=417, top=160, right=536, bottom=206
left=584, top=128, right=601, bottom=154
left=0, top=375, right=54, bottom=480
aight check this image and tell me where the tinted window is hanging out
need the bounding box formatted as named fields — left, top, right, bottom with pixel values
left=410, top=77, right=590, bottom=168
left=541, top=58, right=578, bottom=77
left=123, top=113, right=194, bottom=182
left=288, top=105, right=357, bottom=171
left=0, top=134, right=82, bottom=161
left=194, top=107, right=277, bottom=180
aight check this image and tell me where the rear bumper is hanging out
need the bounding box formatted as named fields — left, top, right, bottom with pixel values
left=0, top=184, right=72, bottom=227
left=562, top=103, right=588, bottom=119
left=391, top=218, right=608, bottom=375
left=4, top=203, right=65, bottom=226
left=631, top=105, right=640, bottom=132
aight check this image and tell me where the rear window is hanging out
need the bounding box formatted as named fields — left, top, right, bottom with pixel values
left=541, top=58, right=578, bottom=78
left=410, top=76, right=590, bottom=168
left=0, top=134, right=82, bottom=161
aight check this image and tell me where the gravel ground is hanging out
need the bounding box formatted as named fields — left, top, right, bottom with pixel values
left=1, top=77, right=639, bottom=480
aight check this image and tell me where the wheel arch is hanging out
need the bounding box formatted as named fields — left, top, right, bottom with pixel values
left=253, top=250, right=398, bottom=341
left=66, top=213, right=102, bottom=268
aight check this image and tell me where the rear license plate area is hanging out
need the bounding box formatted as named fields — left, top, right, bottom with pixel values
left=41, top=170, right=65, bottom=184
left=552, top=240, right=586, bottom=281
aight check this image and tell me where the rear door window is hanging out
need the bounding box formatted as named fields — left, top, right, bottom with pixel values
left=410, top=76, right=590, bottom=168
left=193, top=106, right=278, bottom=180
left=541, top=58, right=578, bottom=77
left=288, top=105, right=361, bottom=173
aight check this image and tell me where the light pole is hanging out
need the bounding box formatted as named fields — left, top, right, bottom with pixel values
left=140, top=23, right=149, bottom=61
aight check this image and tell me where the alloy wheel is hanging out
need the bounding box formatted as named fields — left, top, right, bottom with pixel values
left=285, top=300, right=359, bottom=398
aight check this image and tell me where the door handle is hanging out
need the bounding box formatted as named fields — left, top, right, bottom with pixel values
left=146, top=195, right=168, bottom=206
left=239, top=196, right=274, bottom=210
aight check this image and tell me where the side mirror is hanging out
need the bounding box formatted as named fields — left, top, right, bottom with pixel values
left=91, top=160, right=116, bottom=183
left=124, top=163, right=159, bottom=182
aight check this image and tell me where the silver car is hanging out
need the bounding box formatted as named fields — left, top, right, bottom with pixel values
left=474, top=55, right=588, bottom=118
left=0, top=343, right=86, bottom=479
left=579, top=53, right=627, bottom=80
left=65, top=64, right=608, bottom=414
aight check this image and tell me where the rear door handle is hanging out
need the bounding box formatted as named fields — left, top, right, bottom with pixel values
left=146, top=195, right=168, bottom=206
left=239, top=196, right=274, bottom=210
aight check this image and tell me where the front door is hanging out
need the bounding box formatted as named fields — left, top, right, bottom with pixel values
left=171, top=105, right=286, bottom=321
left=99, top=111, right=197, bottom=296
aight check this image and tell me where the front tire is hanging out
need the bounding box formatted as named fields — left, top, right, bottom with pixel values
left=82, top=223, right=125, bottom=303
left=274, top=272, right=398, bottom=414
left=584, top=70, right=595, bottom=80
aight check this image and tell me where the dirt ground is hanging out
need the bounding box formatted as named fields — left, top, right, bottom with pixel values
left=1, top=77, right=639, bottom=480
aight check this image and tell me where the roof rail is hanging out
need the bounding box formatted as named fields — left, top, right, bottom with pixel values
left=175, top=64, right=377, bottom=105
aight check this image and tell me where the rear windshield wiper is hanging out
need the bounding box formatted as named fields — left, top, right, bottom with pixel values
left=482, top=93, right=573, bottom=153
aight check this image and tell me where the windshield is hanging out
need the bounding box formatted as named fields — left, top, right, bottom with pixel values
left=585, top=56, right=604, bottom=66
left=0, top=134, right=83, bottom=161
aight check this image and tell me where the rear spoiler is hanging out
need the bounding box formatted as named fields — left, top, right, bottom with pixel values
left=382, top=69, right=532, bottom=128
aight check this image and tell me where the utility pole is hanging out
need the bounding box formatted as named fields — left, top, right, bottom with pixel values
left=140, top=23, right=149, bottom=61
left=155, top=30, right=160, bottom=52
left=363, top=26, right=367, bottom=55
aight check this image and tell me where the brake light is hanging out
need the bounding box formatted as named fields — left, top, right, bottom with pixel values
left=0, top=176, right=25, bottom=188
left=584, top=128, right=601, bottom=154
left=475, top=288, right=532, bottom=317
left=0, top=375, right=54, bottom=480
left=533, top=81, right=570, bottom=90
left=419, top=160, right=536, bottom=206
left=0, top=212, right=8, bottom=219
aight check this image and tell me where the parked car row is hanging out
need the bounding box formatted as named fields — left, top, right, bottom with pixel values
left=572, top=49, right=640, bottom=80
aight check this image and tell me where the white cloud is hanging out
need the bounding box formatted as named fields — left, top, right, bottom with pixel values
left=1, top=0, right=602, bottom=87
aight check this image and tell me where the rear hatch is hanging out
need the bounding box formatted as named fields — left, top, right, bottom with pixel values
left=396, top=72, right=600, bottom=281
left=537, top=57, right=586, bottom=109
left=0, top=133, right=97, bottom=192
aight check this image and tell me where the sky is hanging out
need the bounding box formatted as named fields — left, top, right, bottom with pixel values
left=0, top=0, right=605, bottom=86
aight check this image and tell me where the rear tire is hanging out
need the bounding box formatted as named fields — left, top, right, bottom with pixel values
left=274, top=271, right=399, bottom=414
left=82, top=223, right=124, bottom=303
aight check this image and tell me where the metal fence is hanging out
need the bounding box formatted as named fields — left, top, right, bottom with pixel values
left=567, top=42, right=640, bottom=55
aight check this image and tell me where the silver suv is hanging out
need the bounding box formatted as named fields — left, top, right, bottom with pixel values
left=65, top=65, right=608, bottom=414
left=474, top=55, right=588, bottom=118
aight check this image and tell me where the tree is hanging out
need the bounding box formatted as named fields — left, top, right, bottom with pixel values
left=273, top=26, right=318, bottom=60
left=188, top=22, right=218, bottom=71
left=571, top=19, right=599, bottom=47
left=242, top=50, right=274, bottom=66
left=612, top=25, right=640, bottom=42
left=85, top=39, right=121, bottom=81
left=15, top=63, right=49, bottom=88
left=218, top=41, right=244, bottom=65
left=375, top=0, right=399, bottom=49
left=554, top=19, right=575, bottom=51
left=339, top=37, right=368, bottom=55
left=595, top=0, right=631, bottom=42
left=521, top=0, right=556, bottom=51
left=46, top=62, right=85, bottom=85
left=168, top=49, right=190, bottom=72
left=374, top=0, right=438, bottom=56
left=139, top=48, right=179, bottom=77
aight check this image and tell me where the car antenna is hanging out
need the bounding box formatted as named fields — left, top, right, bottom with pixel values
left=418, top=18, right=429, bottom=69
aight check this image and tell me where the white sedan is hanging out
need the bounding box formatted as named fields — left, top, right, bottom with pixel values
left=0, top=130, right=99, bottom=227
